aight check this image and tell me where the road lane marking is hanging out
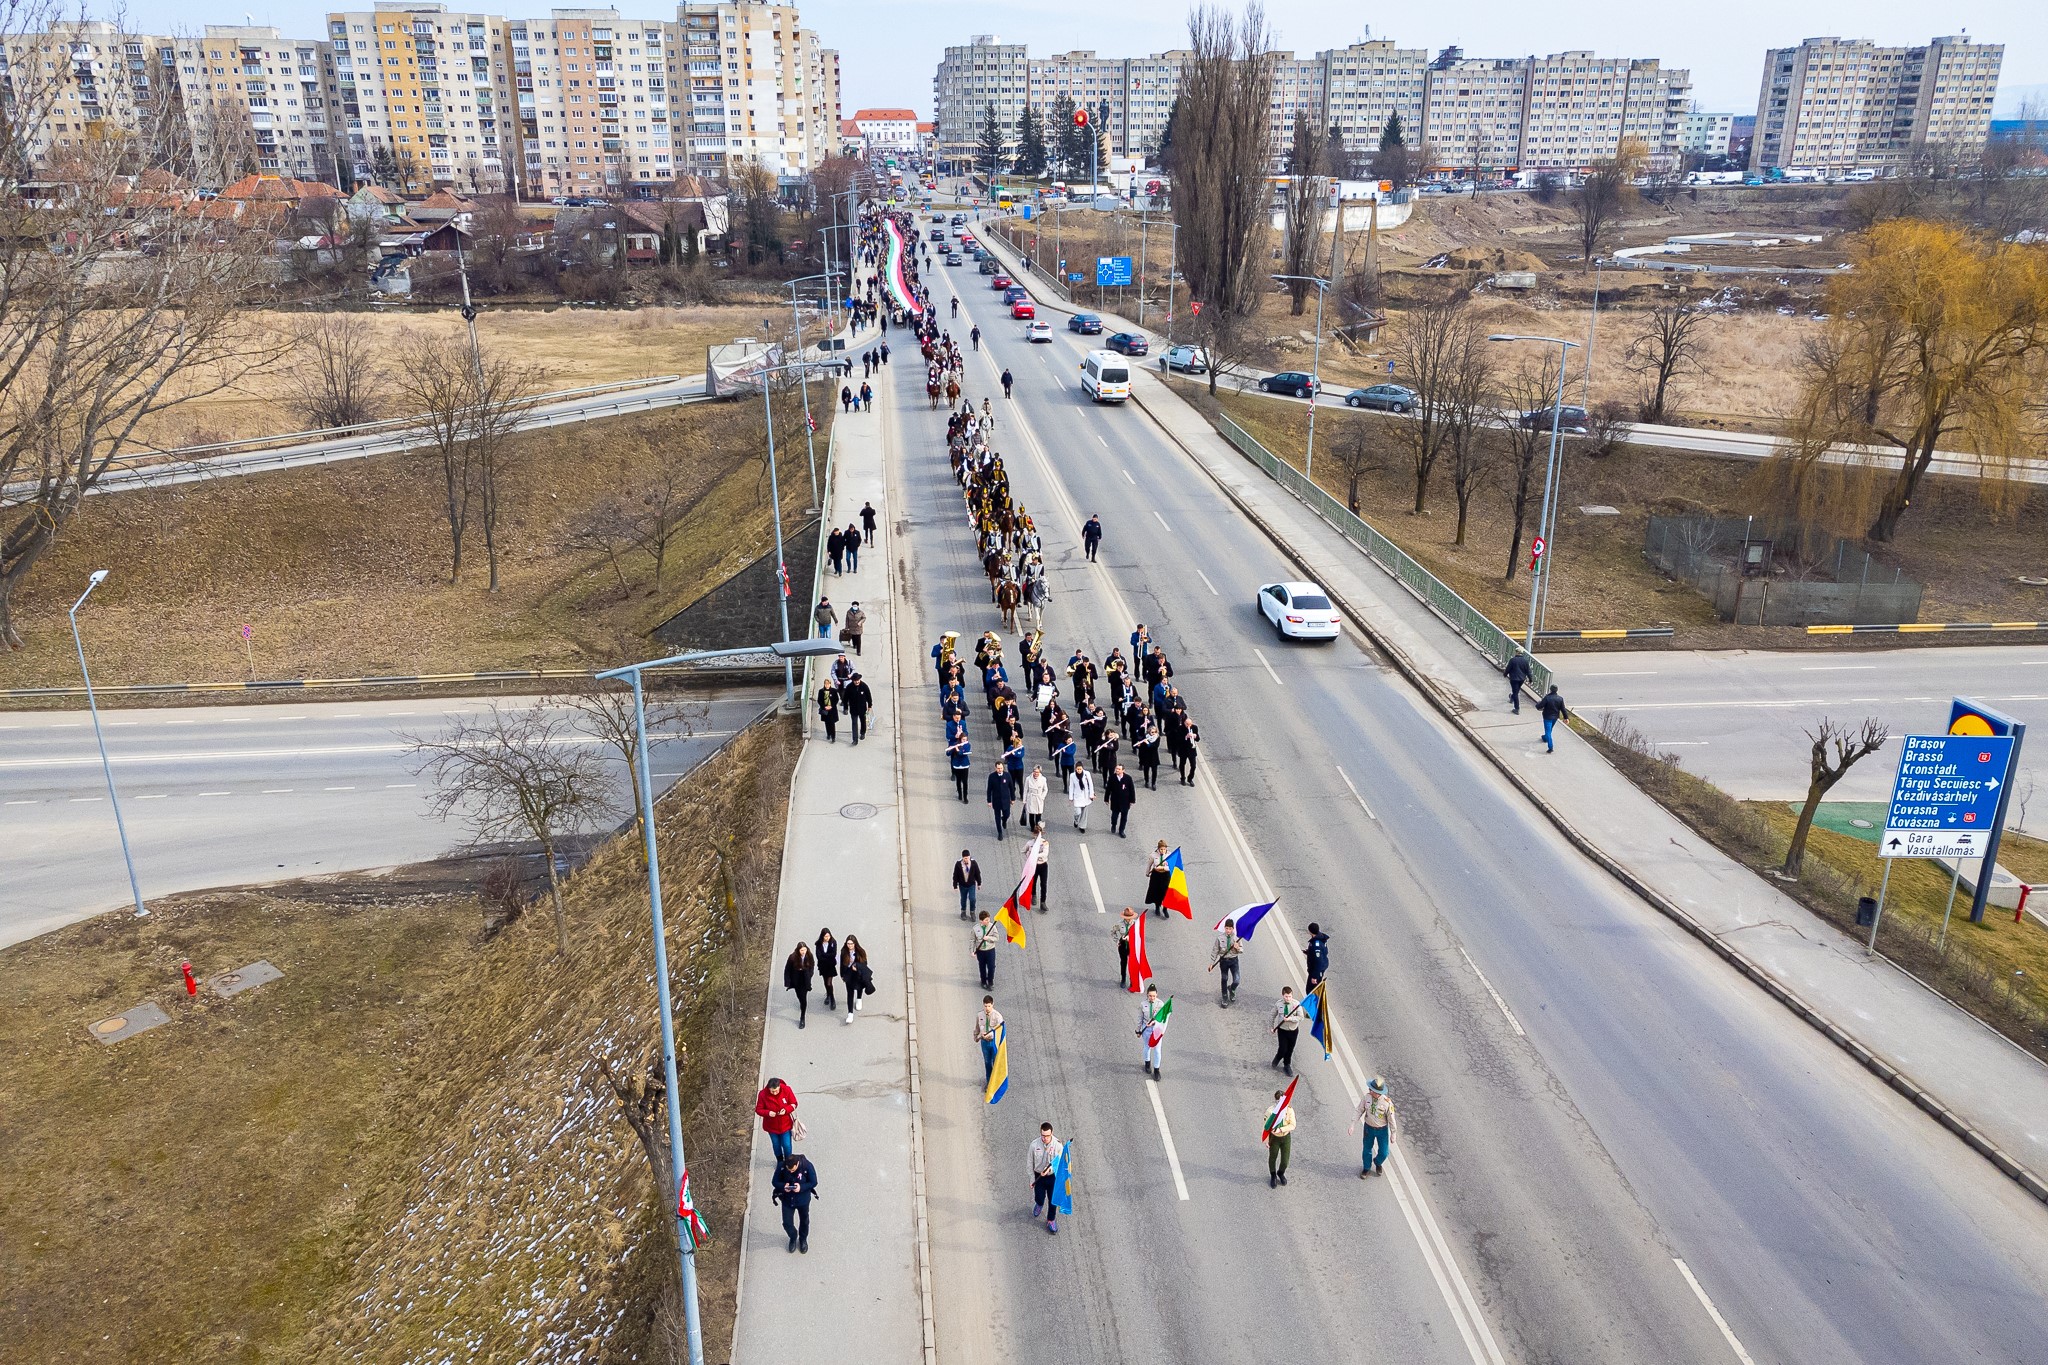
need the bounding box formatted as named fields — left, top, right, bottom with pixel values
left=5, top=798, right=36, bottom=805
left=1334, top=765, right=1377, bottom=820
left=1079, top=842, right=1108, bottom=913
left=1144, top=1080, right=1192, bottom=1201
left=1252, top=648, right=1285, bottom=686
left=384, top=782, right=416, bottom=789
left=0, top=735, right=614, bottom=769
left=199, top=791, right=232, bottom=797
left=1194, top=570, right=1218, bottom=596
left=106, top=721, right=138, bottom=727
left=136, top=794, right=167, bottom=800
left=1583, top=670, right=1659, bottom=677
left=262, top=788, right=294, bottom=793
left=1151, top=509, right=1171, bottom=531
left=69, top=796, right=101, bottom=802
left=166, top=719, right=195, bottom=725
left=1798, top=664, right=1876, bottom=671
left=1457, top=945, right=1526, bottom=1037
left=1096, top=434, right=1109, bottom=447
left=1674, top=1259, right=1758, bottom=1365
left=323, top=786, right=356, bottom=791
left=1657, top=740, right=1709, bottom=746
left=1121, top=468, right=1136, bottom=485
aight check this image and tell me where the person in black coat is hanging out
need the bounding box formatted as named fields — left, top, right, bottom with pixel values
left=860, top=500, right=879, bottom=546
left=1105, top=764, right=1137, bottom=838
left=815, top=927, right=840, bottom=1010
left=1082, top=514, right=1103, bottom=562
left=1134, top=723, right=1162, bottom=790
left=1505, top=649, right=1533, bottom=714
left=815, top=680, right=840, bottom=742
left=838, top=935, right=874, bottom=1023
left=827, top=525, right=846, bottom=575
left=1304, top=923, right=1331, bottom=990
left=784, top=941, right=816, bottom=1028
left=986, top=764, right=1014, bottom=841
left=843, top=672, right=874, bottom=746
left=772, top=1152, right=819, bottom=1253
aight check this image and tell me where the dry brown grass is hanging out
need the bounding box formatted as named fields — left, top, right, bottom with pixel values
left=3, top=396, right=830, bottom=693
left=0, top=714, right=800, bottom=1365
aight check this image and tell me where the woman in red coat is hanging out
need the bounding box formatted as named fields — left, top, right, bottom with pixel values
left=755, top=1077, right=799, bottom=1162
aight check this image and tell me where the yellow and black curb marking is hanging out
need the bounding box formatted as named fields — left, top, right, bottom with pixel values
left=1533, top=628, right=1677, bottom=640
left=1807, top=622, right=2046, bottom=635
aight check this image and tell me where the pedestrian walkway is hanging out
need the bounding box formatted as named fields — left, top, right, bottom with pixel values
left=732, top=304, right=929, bottom=1360
left=1120, top=362, right=2048, bottom=1200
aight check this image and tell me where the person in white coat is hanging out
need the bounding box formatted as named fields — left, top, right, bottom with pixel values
left=1066, top=765, right=1095, bottom=832
left=1022, top=764, right=1049, bottom=834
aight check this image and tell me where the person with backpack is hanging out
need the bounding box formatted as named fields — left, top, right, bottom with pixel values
left=771, top=1151, right=819, bottom=1253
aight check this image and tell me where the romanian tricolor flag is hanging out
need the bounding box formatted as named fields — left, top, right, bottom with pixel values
left=985, top=1021, right=1010, bottom=1105
left=675, top=1165, right=710, bottom=1249
left=996, top=839, right=1040, bottom=948
left=1261, top=1077, right=1299, bottom=1146
left=1126, top=910, right=1152, bottom=993
left=1306, top=978, right=1334, bottom=1061
left=1161, top=847, right=1192, bottom=918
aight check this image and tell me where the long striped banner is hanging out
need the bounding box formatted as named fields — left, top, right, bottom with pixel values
left=1807, top=622, right=2046, bottom=635
left=882, top=217, right=924, bottom=318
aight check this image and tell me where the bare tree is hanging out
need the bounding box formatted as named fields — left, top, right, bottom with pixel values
left=1389, top=294, right=1477, bottom=514
left=556, top=683, right=703, bottom=848
left=280, top=315, right=389, bottom=431
left=1280, top=113, right=1328, bottom=315
left=465, top=349, right=547, bottom=592
left=1623, top=302, right=1708, bottom=423
left=1497, top=357, right=1562, bottom=582
left=565, top=494, right=639, bottom=597
left=1578, top=399, right=1633, bottom=459
left=1439, top=328, right=1496, bottom=546
left=1781, top=717, right=1889, bottom=878
left=1567, top=140, right=1646, bottom=265
left=1328, top=415, right=1388, bottom=514
left=407, top=704, right=613, bottom=957
left=632, top=444, right=718, bottom=591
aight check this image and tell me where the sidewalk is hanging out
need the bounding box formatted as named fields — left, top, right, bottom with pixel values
left=731, top=308, right=928, bottom=1360
left=1115, top=361, right=2048, bottom=1200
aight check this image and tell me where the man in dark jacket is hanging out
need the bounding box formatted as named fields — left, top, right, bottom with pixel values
left=860, top=500, right=879, bottom=546
left=843, top=672, right=874, bottom=745
left=1105, top=763, right=1137, bottom=838
left=1305, top=923, right=1331, bottom=989
left=1504, top=649, right=1533, bottom=714
left=771, top=1152, right=819, bottom=1254
left=1538, top=684, right=1569, bottom=752
left=954, top=849, right=982, bottom=919
left=1082, top=515, right=1103, bottom=562
left=986, top=764, right=1014, bottom=841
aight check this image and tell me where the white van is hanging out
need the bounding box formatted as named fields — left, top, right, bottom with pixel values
left=1080, top=350, right=1131, bottom=403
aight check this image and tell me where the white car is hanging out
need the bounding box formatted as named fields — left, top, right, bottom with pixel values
left=1025, top=320, right=1052, bottom=343
left=1256, top=581, right=1342, bottom=640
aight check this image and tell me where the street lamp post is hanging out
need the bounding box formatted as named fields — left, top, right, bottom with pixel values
left=1273, top=275, right=1330, bottom=479
left=69, top=570, right=148, bottom=920
left=592, top=637, right=843, bottom=1365
left=1488, top=333, right=1581, bottom=652
left=752, top=357, right=849, bottom=703
left=785, top=270, right=843, bottom=511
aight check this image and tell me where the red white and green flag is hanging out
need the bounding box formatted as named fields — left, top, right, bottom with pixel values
left=676, top=1166, right=710, bottom=1249
left=1261, top=1077, right=1299, bottom=1146
left=1143, top=996, right=1174, bottom=1047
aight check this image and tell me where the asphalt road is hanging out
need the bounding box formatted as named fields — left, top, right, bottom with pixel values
left=1546, top=647, right=2048, bottom=827
left=0, top=690, right=776, bottom=947
left=894, top=260, right=2048, bottom=1364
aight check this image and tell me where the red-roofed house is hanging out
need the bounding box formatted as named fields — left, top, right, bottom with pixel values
left=852, top=108, right=920, bottom=156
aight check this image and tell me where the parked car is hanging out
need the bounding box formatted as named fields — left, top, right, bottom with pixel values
left=946, top=252, right=964, bottom=265
left=1162, top=345, right=1209, bottom=374
left=1025, top=320, right=1053, bottom=342
left=1106, top=332, right=1150, bottom=356
left=979, top=259, right=1001, bottom=275
left=1344, top=383, right=1416, bottom=413
left=1067, top=312, right=1104, bottom=334
left=1518, top=404, right=1590, bottom=433
left=1256, top=581, right=1342, bottom=641
left=1011, top=300, right=1036, bottom=319
left=990, top=275, right=1014, bottom=290
left=1259, top=371, right=1318, bottom=399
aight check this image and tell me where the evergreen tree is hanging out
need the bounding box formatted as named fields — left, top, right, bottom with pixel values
left=1286, top=110, right=1316, bottom=173
left=1050, top=93, right=1080, bottom=173
left=976, top=101, right=1007, bottom=181
left=1014, top=106, right=1048, bottom=176
left=1379, top=112, right=1405, bottom=152
left=1154, top=95, right=1181, bottom=173
left=1325, top=123, right=1350, bottom=179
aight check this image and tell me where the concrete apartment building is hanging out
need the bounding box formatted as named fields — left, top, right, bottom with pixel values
left=1752, top=35, right=2004, bottom=174
left=672, top=1, right=836, bottom=178
left=1680, top=109, right=1735, bottom=155
left=1420, top=49, right=1528, bottom=177
left=508, top=9, right=677, bottom=197
left=325, top=4, right=518, bottom=194
left=933, top=34, right=1028, bottom=164
left=1514, top=51, right=1689, bottom=171
left=174, top=26, right=341, bottom=183
left=0, top=21, right=179, bottom=170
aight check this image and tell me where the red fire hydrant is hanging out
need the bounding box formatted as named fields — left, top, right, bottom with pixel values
left=180, top=960, right=198, bottom=997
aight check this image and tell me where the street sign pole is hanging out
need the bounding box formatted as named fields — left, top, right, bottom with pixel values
left=1874, top=729, right=2017, bottom=946
left=1866, top=859, right=1894, bottom=953
left=1950, top=698, right=2026, bottom=925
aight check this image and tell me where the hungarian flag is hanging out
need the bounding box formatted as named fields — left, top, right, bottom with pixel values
left=1306, top=978, right=1334, bottom=1061
left=1161, top=848, right=1192, bottom=918
left=1261, top=1077, right=1299, bottom=1145
left=984, top=1021, right=1010, bottom=1105
left=1126, top=910, right=1152, bottom=993
left=1213, top=899, right=1275, bottom=942
left=675, top=1165, right=710, bottom=1250
left=1141, top=996, right=1174, bottom=1047
left=996, top=841, right=1039, bottom=947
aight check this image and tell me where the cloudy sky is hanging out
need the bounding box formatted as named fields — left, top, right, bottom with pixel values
left=119, top=0, right=2041, bottom=116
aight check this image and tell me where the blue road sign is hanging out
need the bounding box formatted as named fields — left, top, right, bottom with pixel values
left=1096, top=255, right=1134, bottom=287
left=1881, top=733, right=2016, bottom=859
left=1949, top=697, right=2015, bottom=737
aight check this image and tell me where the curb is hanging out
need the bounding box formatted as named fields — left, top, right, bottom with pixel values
left=1130, top=380, right=2048, bottom=1209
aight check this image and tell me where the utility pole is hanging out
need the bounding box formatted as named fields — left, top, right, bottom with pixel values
left=1272, top=275, right=1329, bottom=478
left=69, top=570, right=148, bottom=922
left=1489, top=333, right=1580, bottom=651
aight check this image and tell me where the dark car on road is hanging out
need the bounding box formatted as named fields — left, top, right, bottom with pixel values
left=1106, top=332, right=1150, bottom=356
left=979, top=259, right=1000, bottom=275
left=1259, top=371, right=1318, bottom=399
left=1002, top=285, right=1028, bottom=304
left=1518, top=404, right=1590, bottom=433
left=951, top=213, right=967, bottom=226
left=1068, top=312, right=1104, bottom=334
left=946, top=252, right=964, bottom=265
left=1344, top=383, right=1417, bottom=413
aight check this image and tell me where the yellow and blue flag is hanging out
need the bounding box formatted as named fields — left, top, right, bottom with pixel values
left=985, top=1022, right=1010, bottom=1105
left=1305, top=978, right=1334, bottom=1061
left=1161, top=847, right=1192, bottom=918
left=1050, top=1140, right=1074, bottom=1216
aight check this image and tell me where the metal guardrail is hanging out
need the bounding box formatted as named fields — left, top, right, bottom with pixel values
left=1, top=659, right=768, bottom=700
left=1213, top=412, right=1552, bottom=694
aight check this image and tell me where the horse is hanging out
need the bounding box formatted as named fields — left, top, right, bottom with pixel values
left=927, top=379, right=942, bottom=410
left=945, top=379, right=961, bottom=408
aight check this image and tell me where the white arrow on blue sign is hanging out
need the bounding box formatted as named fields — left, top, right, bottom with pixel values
left=1880, top=733, right=2015, bottom=859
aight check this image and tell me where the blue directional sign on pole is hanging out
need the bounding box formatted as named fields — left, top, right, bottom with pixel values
left=1880, top=734, right=2016, bottom=860
left=1096, top=255, right=1134, bottom=287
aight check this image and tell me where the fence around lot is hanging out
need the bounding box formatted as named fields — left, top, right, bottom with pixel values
left=1645, top=515, right=1923, bottom=626
left=1213, top=412, right=1552, bottom=695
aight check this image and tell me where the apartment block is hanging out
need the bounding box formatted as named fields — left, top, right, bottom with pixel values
left=1420, top=49, right=1527, bottom=177
left=173, top=26, right=339, bottom=183
left=1320, top=40, right=1428, bottom=167
left=326, top=4, right=518, bottom=195
left=672, top=1, right=833, bottom=178
left=1515, top=51, right=1690, bottom=172
left=0, top=21, right=179, bottom=169
left=933, top=34, right=1028, bottom=163
left=509, top=10, right=676, bottom=197
left=1680, top=110, right=1735, bottom=155
left=1752, top=35, right=2003, bottom=173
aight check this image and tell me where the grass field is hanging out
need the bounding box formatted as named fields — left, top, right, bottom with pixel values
left=0, top=715, right=800, bottom=1365
left=5, top=393, right=830, bottom=692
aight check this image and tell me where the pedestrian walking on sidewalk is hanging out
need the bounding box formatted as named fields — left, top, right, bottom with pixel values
left=1505, top=649, right=1532, bottom=714
left=1538, top=684, right=1569, bottom=752
left=1023, top=764, right=1048, bottom=832
left=975, top=997, right=1005, bottom=1085
left=1137, top=985, right=1170, bottom=1078
left=1271, top=986, right=1304, bottom=1074
left=973, top=911, right=1000, bottom=986
left=1304, top=924, right=1331, bottom=990
left=1029, top=834, right=1050, bottom=909
left=784, top=941, right=816, bottom=1028
left=814, top=596, right=837, bottom=640
left=843, top=522, right=861, bottom=573
left=1066, top=765, right=1094, bottom=832
left=841, top=384, right=853, bottom=413
left=954, top=848, right=982, bottom=919
left=827, top=525, right=847, bottom=576
left=815, top=928, right=840, bottom=1010
left=987, top=763, right=1014, bottom=841
left=839, top=934, right=873, bottom=1023
left=1352, top=1077, right=1397, bottom=1177
left=772, top=1151, right=819, bottom=1253
left=860, top=381, right=874, bottom=411
left=1144, top=841, right=1172, bottom=917
left=1106, top=763, right=1136, bottom=838
left=843, top=672, right=873, bottom=745
left=755, top=1078, right=799, bottom=1161
left=842, top=601, right=866, bottom=655
left=1267, top=1089, right=1297, bottom=1187
left=861, top=500, right=879, bottom=546
left=1082, top=514, right=1103, bottom=562
left=1030, top=1123, right=1064, bottom=1233
left=948, top=733, right=973, bottom=801
left=1117, top=906, right=1138, bottom=986
left=1210, top=918, right=1245, bottom=1005
left=815, top=678, right=840, bottom=742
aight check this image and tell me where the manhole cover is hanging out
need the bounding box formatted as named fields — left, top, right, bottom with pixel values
left=1850, top=818, right=1874, bottom=829
left=93, top=1018, right=127, bottom=1035
left=839, top=802, right=879, bottom=820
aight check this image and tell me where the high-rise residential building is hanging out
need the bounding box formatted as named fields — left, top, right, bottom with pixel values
left=669, top=2, right=831, bottom=178
left=1752, top=35, right=2003, bottom=174
left=508, top=9, right=676, bottom=198
left=1515, top=51, right=1689, bottom=172
left=0, top=21, right=180, bottom=170
left=1420, top=48, right=1527, bottom=177
left=326, top=4, right=518, bottom=195
left=1320, top=40, right=1428, bottom=169
left=171, top=26, right=340, bottom=183
left=1680, top=110, right=1735, bottom=156
left=933, top=34, right=1027, bottom=165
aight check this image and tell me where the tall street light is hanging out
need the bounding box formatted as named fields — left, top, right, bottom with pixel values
left=1488, top=333, right=1581, bottom=652
left=785, top=270, right=844, bottom=511
left=592, top=637, right=842, bottom=1365
left=1273, top=275, right=1330, bottom=479
left=69, top=570, right=148, bottom=920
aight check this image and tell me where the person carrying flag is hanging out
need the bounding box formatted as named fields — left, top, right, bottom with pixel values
left=1125, top=907, right=1153, bottom=994
left=1306, top=976, right=1335, bottom=1062
left=1208, top=917, right=1246, bottom=1005
left=1030, top=1122, right=1063, bottom=1233
left=995, top=841, right=1036, bottom=947
left=1137, top=986, right=1173, bottom=1079
left=972, top=911, right=1001, bottom=987
left=1265, top=1086, right=1298, bottom=1188
left=1352, top=1076, right=1397, bottom=1178
left=1271, top=986, right=1305, bottom=1075
left=1160, top=846, right=1192, bottom=918
left=1116, top=906, right=1139, bottom=987
left=975, top=996, right=1005, bottom=1086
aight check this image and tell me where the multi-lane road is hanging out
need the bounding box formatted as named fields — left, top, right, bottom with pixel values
left=0, top=690, right=773, bottom=947
left=894, top=246, right=2048, bottom=1363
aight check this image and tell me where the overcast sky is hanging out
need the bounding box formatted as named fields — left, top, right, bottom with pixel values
left=118, top=0, right=2041, bottom=116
